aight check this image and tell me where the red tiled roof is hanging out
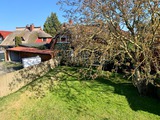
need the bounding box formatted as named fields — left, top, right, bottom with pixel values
left=0, top=31, right=12, bottom=38
left=7, top=47, right=53, bottom=55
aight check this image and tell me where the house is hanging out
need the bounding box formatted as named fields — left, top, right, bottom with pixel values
left=0, top=31, right=12, bottom=44
left=49, top=21, right=132, bottom=66
left=0, top=24, right=53, bottom=62
left=0, top=24, right=52, bottom=48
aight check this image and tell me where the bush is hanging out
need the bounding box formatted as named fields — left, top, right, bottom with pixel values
left=15, top=36, right=22, bottom=47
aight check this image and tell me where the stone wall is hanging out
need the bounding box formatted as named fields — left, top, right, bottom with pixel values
left=0, top=59, right=58, bottom=97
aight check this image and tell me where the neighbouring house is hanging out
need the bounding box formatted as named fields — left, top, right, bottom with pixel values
left=49, top=21, right=132, bottom=66
left=0, top=24, right=52, bottom=62
left=0, top=24, right=52, bottom=48
left=0, top=31, right=12, bottom=61
left=49, top=20, right=78, bottom=51
left=50, top=30, right=71, bottom=51
left=0, top=31, right=12, bottom=44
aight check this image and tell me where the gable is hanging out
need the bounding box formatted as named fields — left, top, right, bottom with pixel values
left=0, top=31, right=12, bottom=39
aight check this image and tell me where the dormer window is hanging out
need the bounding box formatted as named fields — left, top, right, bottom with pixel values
left=60, top=36, right=68, bottom=43
left=21, top=37, right=25, bottom=41
left=42, top=38, right=47, bottom=42
left=61, top=37, right=66, bottom=42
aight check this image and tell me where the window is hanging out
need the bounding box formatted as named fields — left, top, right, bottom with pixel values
left=0, top=36, right=3, bottom=43
left=60, top=36, right=67, bottom=42
left=42, top=38, right=47, bottom=42
left=61, top=37, right=66, bottom=42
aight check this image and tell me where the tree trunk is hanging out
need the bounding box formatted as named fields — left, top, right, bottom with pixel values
left=133, top=69, right=148, bottom=95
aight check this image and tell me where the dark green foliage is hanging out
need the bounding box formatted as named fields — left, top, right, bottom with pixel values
left=43, top=12, right=61, bottom=37
left=54, top=43, right=70, bottom=50
left=15, top=36, right=22, bottom=47
left=37, top=45, right=47, bottom=50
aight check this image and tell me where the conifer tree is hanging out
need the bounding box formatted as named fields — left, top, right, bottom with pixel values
left=43, top=12, right=61, bottom=37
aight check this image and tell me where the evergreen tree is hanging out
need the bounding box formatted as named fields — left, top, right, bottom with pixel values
left=43, top=12, right=61, bottom=37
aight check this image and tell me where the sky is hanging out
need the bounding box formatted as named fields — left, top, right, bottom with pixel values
left=0, top=0, right=66, bottom=31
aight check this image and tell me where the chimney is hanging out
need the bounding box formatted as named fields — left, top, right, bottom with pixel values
left=30, top=24, right=34, bottom=31
left=26, top=24, right=29, bottom=29
left=69, top=19, right=73, bottom=25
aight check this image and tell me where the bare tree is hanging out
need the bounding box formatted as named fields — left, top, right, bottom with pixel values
left=58, top=0, right=160, bottom=95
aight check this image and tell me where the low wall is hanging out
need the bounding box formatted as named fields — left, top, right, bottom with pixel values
left=0, top=59, right=58, bottom=97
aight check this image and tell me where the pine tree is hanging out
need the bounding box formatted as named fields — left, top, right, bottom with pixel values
left=43, top=12, right=61, bottom=37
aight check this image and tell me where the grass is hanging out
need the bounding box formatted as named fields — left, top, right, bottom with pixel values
left=0, top=66, right=160, bottom=120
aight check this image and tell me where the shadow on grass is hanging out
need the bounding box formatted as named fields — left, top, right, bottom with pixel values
left=95, top=76, right=160, bottom=116
left=47, top=67, right=160, bottom=117
left=24, top=66, right=160, bottom=116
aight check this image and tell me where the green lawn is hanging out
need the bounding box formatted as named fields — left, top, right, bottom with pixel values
left=0, top=66, right=160, bottom=120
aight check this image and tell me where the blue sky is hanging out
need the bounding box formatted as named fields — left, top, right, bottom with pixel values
left=0, top=0, right=66, bottom=31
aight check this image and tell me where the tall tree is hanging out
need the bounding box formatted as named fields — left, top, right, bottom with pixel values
left=58, top=0, right=160, bottom=95
left=43, top=12, right=61, bottom=37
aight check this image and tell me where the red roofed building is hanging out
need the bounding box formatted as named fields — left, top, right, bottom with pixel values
left=6, top=46, right=55, bottom=62
left=0, top=31, right=12, bottom=43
